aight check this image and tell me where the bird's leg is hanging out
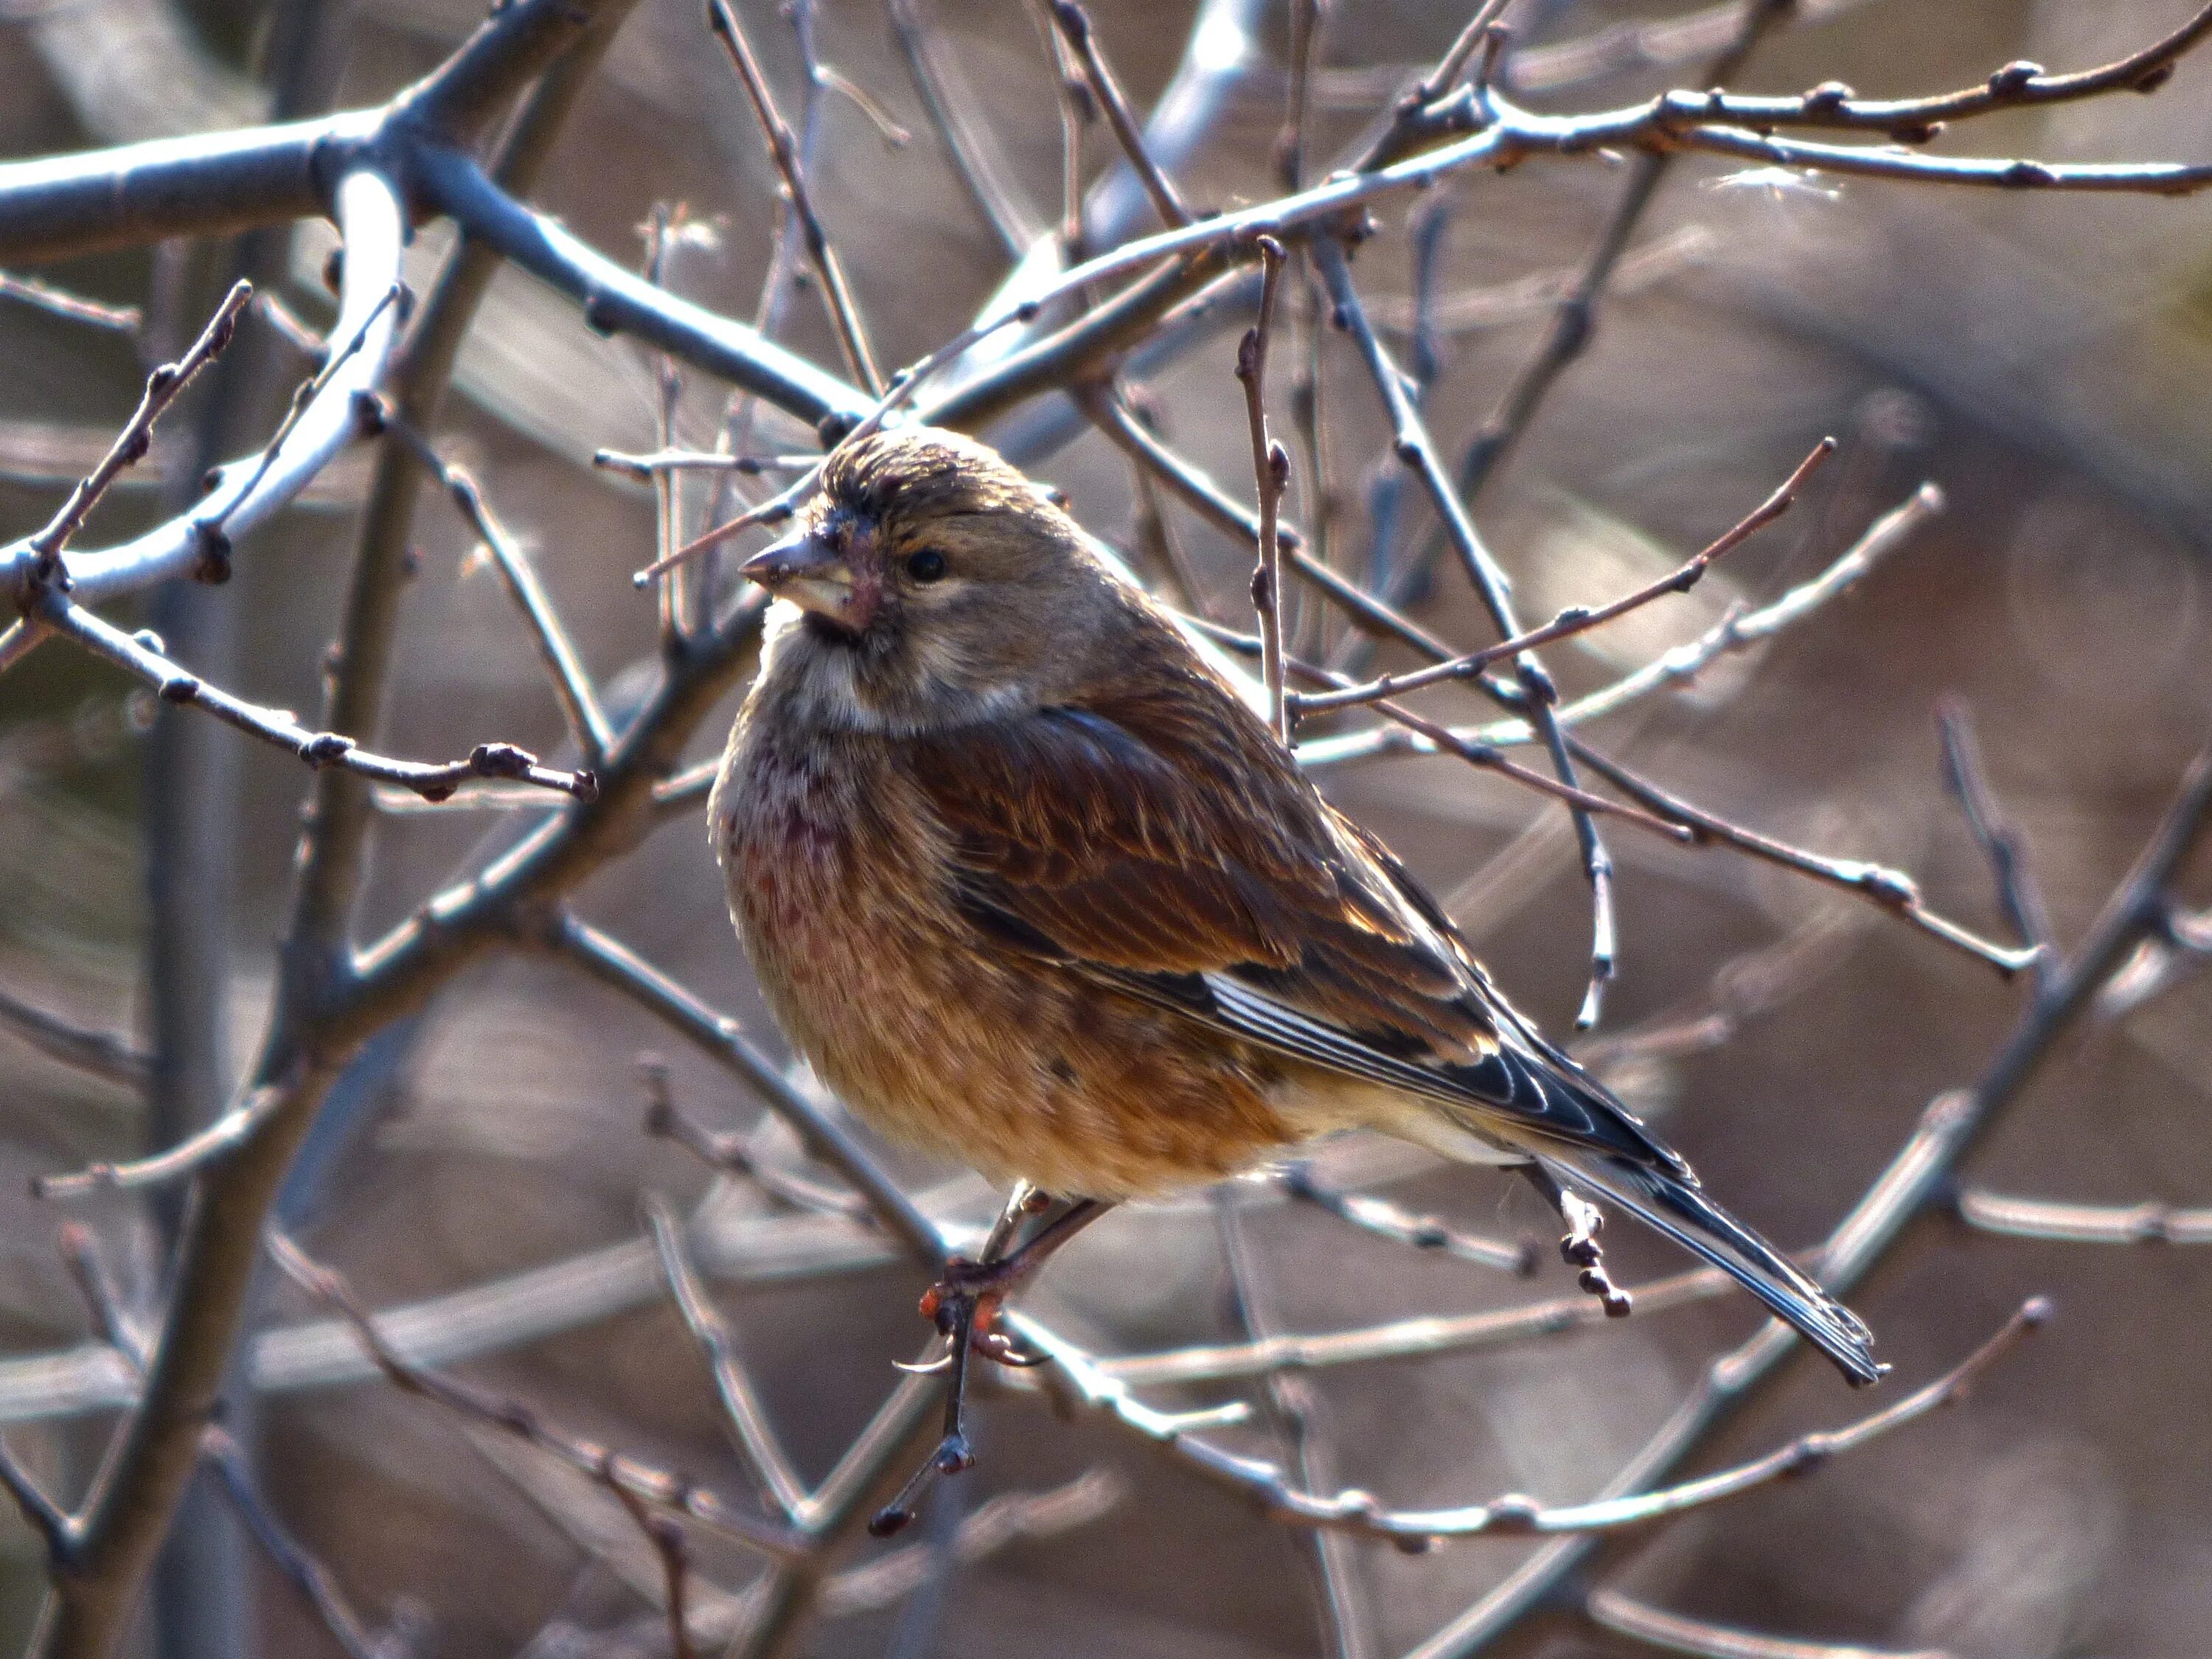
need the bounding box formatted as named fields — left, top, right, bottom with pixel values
left=1521, top=1164, right=1633, bottom=1317
left=926, top=1194, right=1109, bottom=1363
left=872, top=1191, right=1112, bottom=1536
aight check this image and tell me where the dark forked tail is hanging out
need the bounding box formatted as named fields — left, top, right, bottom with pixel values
left=1540, top=1150, right=1884, bottom=1386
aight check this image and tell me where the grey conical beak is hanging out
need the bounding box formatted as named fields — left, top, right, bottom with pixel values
left=741, top=526, right=870, bottom=627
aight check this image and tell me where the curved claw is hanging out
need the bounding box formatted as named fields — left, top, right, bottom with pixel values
left=893, top=1352, right=957, bottom=1375
left=974, top=1330, right=1052, bottom=1367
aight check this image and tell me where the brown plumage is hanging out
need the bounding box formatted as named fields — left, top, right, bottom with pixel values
left=711, top=426, right=1880, bottom=1385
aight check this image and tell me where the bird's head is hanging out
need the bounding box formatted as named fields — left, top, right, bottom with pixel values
left=742, top=426, right=1120, bottom=729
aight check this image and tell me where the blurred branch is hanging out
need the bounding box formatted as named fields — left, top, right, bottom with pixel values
left=383, top=414, right=613, bottom=762
left=1439, top=0, right=1791, bottom=554
left=1050, top=1, right=1194, bottom=229
left=644, top=1196, right=810, bottom=1522
left=1583, top=1584, right=1948, bottom=1659
left=204, top=1427, right=394, bottom=1659
left=1938, top=700, right=2058, bottom=988
left=0, top=271, right=142, bottom=335
left=1275, top=1164, right=1537, bottom=1275
left=0, top=988, right=150, bottom=1093
left=883, top=0, right=1040, bottom=257
left=267, top=1234, right=802, bottom=1559
left=1954, top=1189, right=2212, bottom=1245
left=1312, top=235, right=1618, bottom=1026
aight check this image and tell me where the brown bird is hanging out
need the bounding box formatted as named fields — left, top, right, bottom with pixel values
left=710, top=425, right=1879, bottom=1389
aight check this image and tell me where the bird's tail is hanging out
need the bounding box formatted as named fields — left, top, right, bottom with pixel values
left=1537, top=1150, right=1885, bottom=1387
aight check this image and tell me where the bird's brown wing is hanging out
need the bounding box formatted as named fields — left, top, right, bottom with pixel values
left=899, top=669, right=1680, bottom=1173
left=900, top=661, right=1880, bottom=1385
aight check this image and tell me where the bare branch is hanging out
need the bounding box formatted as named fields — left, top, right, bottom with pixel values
left=1566, top=741, right=2039, bottom=978
left=1291, top=437, right=1835, bottom=718
left=706, top=0, right=883, bottom=394
left=384, top=414, right=613, bottom=762
left=12, top=170, right=408, bottom=609
left=641, top=1059, right=879, bottom=1222
left=13, top=279, right=249, bottom=592
left=1235, top=237, right=1290, bottom=740
left=38, top=597, right=598, bottom=804
left=1049, top=1, right=1194, bottom=229
left=1013, top=1300, right=2042, bottom=1546
left=1954, top=1189, right=2212, bottom=1245
left=1102, top=1261, right=1745, bottom=1388
left=643, top=1195, right=811, bottom=1521
left=1298, top=484, right=1945, bottom=764
left=1938, top=699, right=2057, bottom=987
left=0, top=987, right=149, bottom=1093
left=1585, top=1583, right=1948, bottom=1659
left=267, top=1234, right=802, bottom=1559
left=33, top=1083, right=283, bottom=1199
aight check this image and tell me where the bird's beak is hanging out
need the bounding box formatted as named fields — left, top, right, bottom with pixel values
left=742, top=527, right=873, bottom=630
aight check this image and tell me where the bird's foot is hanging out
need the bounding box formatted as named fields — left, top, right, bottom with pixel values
left=1556, top=1190, right=1632, bottom=1318
left=914, top=1273, right=1050, bottom=1368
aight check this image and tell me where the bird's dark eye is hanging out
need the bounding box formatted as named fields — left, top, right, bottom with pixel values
left=905, top=549, right=948, bottom=584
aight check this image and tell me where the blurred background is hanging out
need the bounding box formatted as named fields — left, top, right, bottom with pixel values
left=1, top=1, right=2209, bottom=1655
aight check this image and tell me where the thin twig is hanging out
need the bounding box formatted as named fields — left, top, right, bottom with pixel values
left=1012, top=1299, right=2043, bottom=1545
left=1953, top=1189, right=2212, bottom=1245
left=706, top=0, right=883, bottom=393
left=644, top=1194, right=811, bottom=1521
left=1050, top=1, right=1194, bottom=228
left=1938, top=698, right=2056, bottom=989
left=18, top=280, right=251, bottom=589
left=197, top=282, right=406, bottom=548
left=40, top=596, right=599, bottom=804
left=267, top=1233, right=802, bottom=1559
left=1236, top=237, right=1291, bottom=740
left=0, top=987, right=150, bottom=1093
left=384, top=414, right=613, bottom=762
left=1291, top=437, right=1835, bottom=717
left=1585, top=1583, right=1949, bottom=1659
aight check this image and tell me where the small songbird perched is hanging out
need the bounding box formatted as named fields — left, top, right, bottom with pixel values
left=711, top=426, right=1879, bottom=1388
